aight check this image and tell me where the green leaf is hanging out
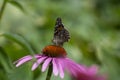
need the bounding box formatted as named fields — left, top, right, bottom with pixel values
left=8, top=0, right=25, bottom=13
left=0, top=46, right=12, bottom=72
left=0, top=33, right=35, bottom=55
left=0, top=33, right=34, bottom=80
left=0, top=69, right=9, bottom=80
left=8, top=64, right=33, bottom=80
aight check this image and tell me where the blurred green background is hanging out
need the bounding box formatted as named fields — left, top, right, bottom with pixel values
left=0, top=0, right=120, bottom=80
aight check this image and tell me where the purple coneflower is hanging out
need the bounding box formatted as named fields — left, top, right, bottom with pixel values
left=14, top=45, right=86, bottom=79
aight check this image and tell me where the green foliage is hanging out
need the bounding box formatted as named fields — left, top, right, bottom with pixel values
left=0, top=47, right=12, bottom=72
left=8, top=0, right=25, bottom=13
left=0, top=33, right=35, bottom=54
left=0, top=0, right=120, bottom=80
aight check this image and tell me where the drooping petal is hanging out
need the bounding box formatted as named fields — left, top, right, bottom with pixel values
left=87, top=65, right=98, bottom=75
left=32, top=56, right=47, bottom=71
left=42, top=57, right=52, bottom=72
left=34, top=54, right=42, bottom=59
left=64, top=58, right=86, bottom=72
left=14, top=55, right=32, bottom=64
left=14, top=54, right=41, bottom=64
left=57, top=58, right=64, bottom=79
left=15, top=55, right=32, bottom=67
left=65, top=62, right=78, bottom=76
left=63, top=59, right=79, bottom=76
left=52, top=58, right=59, bottom=76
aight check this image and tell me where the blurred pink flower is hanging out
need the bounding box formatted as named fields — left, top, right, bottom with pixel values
left=71, top=65, right=106, bottom=80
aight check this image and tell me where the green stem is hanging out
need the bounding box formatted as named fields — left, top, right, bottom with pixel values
left=0, top=0, right=7, bottom=22
left=46, top=64, right=53, bottom=80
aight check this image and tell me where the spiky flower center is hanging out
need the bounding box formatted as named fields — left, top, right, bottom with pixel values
left=42, top=45, right=67, bottom=57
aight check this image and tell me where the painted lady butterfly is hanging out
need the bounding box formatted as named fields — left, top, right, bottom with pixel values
left=52, top=17, right=70, bottom=46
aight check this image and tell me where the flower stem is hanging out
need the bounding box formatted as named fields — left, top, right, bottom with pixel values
left=46, top=64, right=53, bottom=80
left=0, top=0, right=7, bottom=22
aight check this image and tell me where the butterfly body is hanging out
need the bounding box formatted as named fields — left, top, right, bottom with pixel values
left=52, top=18, right=70, bottom=46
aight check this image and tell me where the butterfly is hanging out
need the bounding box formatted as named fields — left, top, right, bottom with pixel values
left=52, top=17, right=70, bottom=46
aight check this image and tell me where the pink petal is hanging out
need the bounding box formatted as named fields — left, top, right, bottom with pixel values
left=14, top=55, right=32, bottom=64
left=65, top=62, right=77, bottom=76
left=34, top=54, right=42, bottom=59
left=16, top=56, right=32, bottom=67
left=52, top=58, right=59, bottom=76
left=65, top=58, right=86, bottom=72
left=58, top=58, right=64, bottom=79
left=14, top=54, right=41, bottom=64
left=42, top=58, right=52, bottom=72
left=88, top=65, right=98, bottom=75
left=32, top=56, right=47, bottom=71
